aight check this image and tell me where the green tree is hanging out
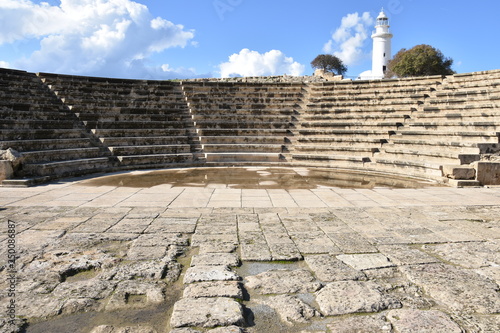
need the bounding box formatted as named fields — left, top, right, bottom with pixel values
left=311, top=54, right=347, bottom=76
left=386, top=44, right=455, bottom=78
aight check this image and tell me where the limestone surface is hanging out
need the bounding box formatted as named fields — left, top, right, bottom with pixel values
left=183, top=265, right=241, bottom=284
left=315, top=281, right=402, bottom=316
left=305, top=254, right=365, bottom=282
left=400, top=263, right=500, bottom=314
left=387, top=309, right=463, bottom=333
left=170, top=297, right=245, bottom=328
left=259, top=295, right=321, bottom=325
left=245, top=269, right=323, bottom=294
left=183, top=281, right=244, bottom=299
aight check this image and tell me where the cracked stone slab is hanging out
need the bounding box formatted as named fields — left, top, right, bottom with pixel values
left=327, top=314, right=392, bottom=333
left=170, top=297, right=245, bottom=328
left=315, top=281, right=402, bottom=316
left=327, top=232, right=378, bottom=253
left=183, top=281, right=244, bottom=299
left=105, top=281, right=164, bottom=311
left=184, top=266, right=241, bottom=284
left=305, top=254, right=366, bottom=282
left=259, top=295, right=321, bottom=325
left=422, top=241, right=499, bottom=269
left=337, top=253, right=395, bottom=271
left=400, top=263, right=500, bottom=314
left=267, top=243, right=303, bottom=261
left=240, top=243, right=272, bottom=261
left=387, top=309, right=463, bottom=333
left=126, top=246, right=167, bottom=260
left=377, top=244, right=439, bottom=266
left=190, top=253, right=240, bottom=267
left=245, top=269, right=322, bottom=295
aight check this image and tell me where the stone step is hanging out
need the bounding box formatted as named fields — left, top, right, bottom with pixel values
left=76, top=113, right=189, bottom=122
left=109, top=145, right=193, bottom=156
left=100, top=136, right=192, bottom=146
left=304, top=107, right=415, bottom=115
left=298, top=129, right=391, bottom=138
left=0, top=101, right=66, bottom=112
left=300, top=121, right=402, bottom=130
left=291, top=154, right=371, bottom=168
left=116, top=153, right=196, bottom=166
left=197, top=128, right=289, bottom=137
left=192, top=114, right=293, bottom=122
left=377, top=148, right=480, bottom=165
left=83, top=120, right=188, bottom=130
left=309, top=87, right=431, bottom=98
left=307, top=99, right=421, bottom=109
left=68, top=103, right=188, bottom=113
left=1, top=119, right=77, bottom=129
left=0, top=129, right=87, bottom=141
left=195, top=121, right=292, bottom=130
left=0, top=138, right=96, bottom=152
left=202, top=144, right=284, bottom=153
left=200, top=136, right=286, bottom=145
left=385, top=140, right=485, bottom=154
left=294, top=146, right=379, bottom=156
left=204, top=153, right=283, bottom=163
left=190, top=108, right=296, bottom=116
left=405, top=122, right=500, bottom=131
left=21, top=147, right=105, bottom=163
left=301, top=114, right=409, bottom=122
left=392, top=130, right=500, bottom=143
left=0, top=110, right=77, bottom=121
left=309, top=93, right=425, bottom=104
left=297, top=137, right=384, bottom=147
left=22, top=157, right=110, bottom=177
left=369, top=158, right=445, bottom=180
left=91, top=128, right=193, bottom=138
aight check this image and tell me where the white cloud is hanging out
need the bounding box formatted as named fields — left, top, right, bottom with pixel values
left=219, top=48, right=305, bottom=78
left=0, top=0, right=196, bottom=79
left=323, top=12, right=374, bottom=66
left=0, top=61, right=10, bottom=68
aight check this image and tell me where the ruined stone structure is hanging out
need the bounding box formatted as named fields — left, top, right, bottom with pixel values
left=2, top=67, right=500, bottom=187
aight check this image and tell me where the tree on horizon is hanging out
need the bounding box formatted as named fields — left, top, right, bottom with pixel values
left=311, top=54, right=347, bottom=76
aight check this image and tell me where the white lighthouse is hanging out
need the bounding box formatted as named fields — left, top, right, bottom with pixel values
left=371, top=9, right=393, bottom=79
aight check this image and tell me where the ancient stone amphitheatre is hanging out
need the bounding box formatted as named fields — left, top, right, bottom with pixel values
left=1, top=68, right=499, bottom=332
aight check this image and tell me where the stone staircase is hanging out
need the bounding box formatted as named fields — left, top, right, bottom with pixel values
left=181, top=81, right=304, bottom=165
left=293, top=77, right=438, bottom=173
left=0, top=68, right=111, bottom=186
left=375, top=70, right=500, bottom=185
left=38, top=73, right=205, bottom=171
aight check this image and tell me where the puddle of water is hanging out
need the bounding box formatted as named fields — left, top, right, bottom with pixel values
left=78, top=167, right=440, bottom=189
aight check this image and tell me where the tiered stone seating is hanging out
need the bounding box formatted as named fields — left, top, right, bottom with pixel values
left=0, top=68, right=110, bottom=185
left=293, top=76, right=440, bottom=171
left=38, top=73, right=204, bottom=170
left=375, top=71, right=500, bottom=182
left=181, top=82, right=304, bottom=164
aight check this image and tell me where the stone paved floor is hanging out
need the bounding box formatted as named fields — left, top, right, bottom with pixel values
left=0, top=169, right=499, bottom=332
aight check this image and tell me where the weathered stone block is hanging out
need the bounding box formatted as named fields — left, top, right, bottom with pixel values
left=170, top=297, right=245, bottom=328
left=315, top=281, right=401, bottom=316
left=442, top=164, right=475, bottom=180
left=475, top=161, right=500, bottom=185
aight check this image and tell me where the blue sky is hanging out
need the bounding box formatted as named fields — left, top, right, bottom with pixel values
left=1, top=0, right=499, bottom=79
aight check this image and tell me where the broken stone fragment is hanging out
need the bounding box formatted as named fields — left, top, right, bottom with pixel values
left=259, top=294, right=321, bottom=325
left=105, top=281, right=165, bottom=311
left=90, top=325, right=158, bottom=333
left=170, top=297, right=245, bottom=328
